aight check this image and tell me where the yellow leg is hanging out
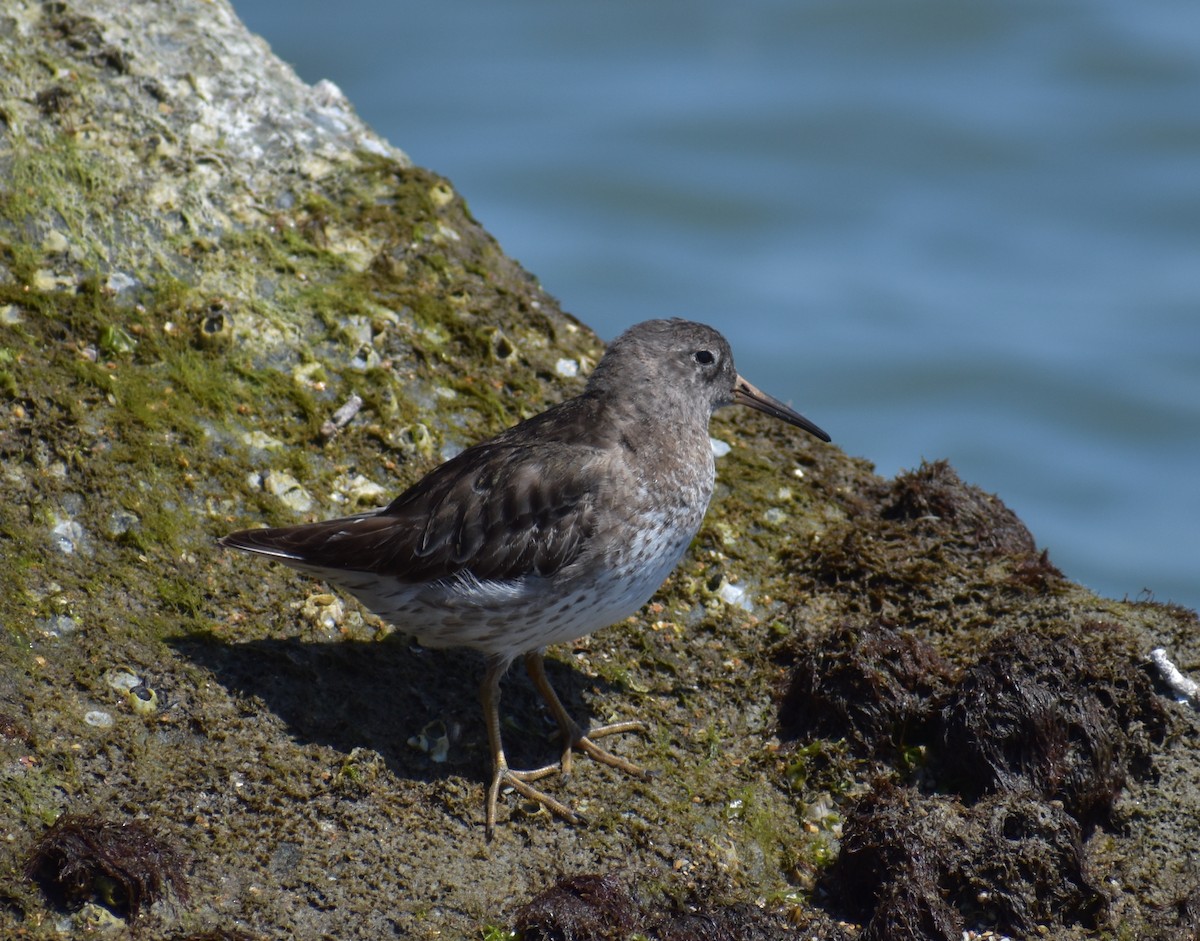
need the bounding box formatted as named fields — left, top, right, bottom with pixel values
left=523, top=651, right=647, bottom=779
left=480, top=655, right=581, bottom=839
left=478, top=651, right=648, bottom=838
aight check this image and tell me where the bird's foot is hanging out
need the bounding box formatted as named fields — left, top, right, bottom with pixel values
left=486, top=763, right=584, bottom=839
left=559, top=720, right=648, bottom=778
left=485, top=722, right=649, bottom=839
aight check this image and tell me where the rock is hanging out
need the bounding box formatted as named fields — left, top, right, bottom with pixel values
left=1, top=2, right=1196, bottom=939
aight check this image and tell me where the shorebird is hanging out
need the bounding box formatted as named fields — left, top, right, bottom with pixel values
left=220, top=318, right=829, bottom=836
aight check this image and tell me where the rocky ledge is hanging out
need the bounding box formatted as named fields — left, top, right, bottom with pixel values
left=1, top=2, right=1197, bottom=939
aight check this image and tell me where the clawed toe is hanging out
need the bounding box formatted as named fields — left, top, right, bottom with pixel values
left=487, top=765, right=586, bottom=839
left=485, top=724, right=648, bottom=838
left=483, top=652, right=653, bottom=837
left=572, top=731, right=648, bottom=779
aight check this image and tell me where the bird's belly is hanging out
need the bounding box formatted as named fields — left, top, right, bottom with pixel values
left=318, top=509, right=700, bottom=660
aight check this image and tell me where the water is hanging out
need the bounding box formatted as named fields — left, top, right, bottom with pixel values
left=234, top=0, right=1199, bottom=611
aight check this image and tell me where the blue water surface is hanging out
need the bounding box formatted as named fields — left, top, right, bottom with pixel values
left=234, top=0, right=1200, bottom=611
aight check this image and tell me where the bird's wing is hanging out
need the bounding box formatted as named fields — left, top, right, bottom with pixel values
left=377, top=437, right=603, bottom=581
left=220, top=436, right=606, bottom=585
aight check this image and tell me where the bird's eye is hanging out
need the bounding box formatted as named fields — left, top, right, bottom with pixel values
left=693, top=349, right=716, bottom=366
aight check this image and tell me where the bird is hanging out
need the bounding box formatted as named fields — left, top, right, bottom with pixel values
left=219, top=318, right=829, bottom=836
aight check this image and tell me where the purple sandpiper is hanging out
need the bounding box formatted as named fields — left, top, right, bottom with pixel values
left=220, top=318, right=829, bottom=836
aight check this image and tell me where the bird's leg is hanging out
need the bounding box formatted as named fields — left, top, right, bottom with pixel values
left=523, top=650, right=647, bottom=780
left=480, top=655, right=582, bottom=839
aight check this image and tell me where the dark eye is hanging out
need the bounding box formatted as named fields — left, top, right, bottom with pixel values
left=693, top=349, right=716, bottom=366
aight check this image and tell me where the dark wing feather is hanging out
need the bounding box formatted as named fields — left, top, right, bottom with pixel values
left=219, top=511, right=402, bottom=567
left=220, top=415, right=609, bottom=585
left=376, top=439, right=600, bottom=581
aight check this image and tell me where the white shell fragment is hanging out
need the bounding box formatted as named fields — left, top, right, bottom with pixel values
left=1150, top=647, right=1200, bottom=707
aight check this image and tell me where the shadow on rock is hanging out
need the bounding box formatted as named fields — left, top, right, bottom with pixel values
left=171, top=632, right=626, bottom=785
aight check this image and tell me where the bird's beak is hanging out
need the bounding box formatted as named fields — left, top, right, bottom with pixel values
left=733, top=375, right=830, bottom=442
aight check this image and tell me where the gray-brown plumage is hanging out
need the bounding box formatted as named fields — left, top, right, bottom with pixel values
left=220, top=318, right=829, bottom=836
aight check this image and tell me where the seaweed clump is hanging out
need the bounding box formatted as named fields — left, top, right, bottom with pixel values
left=937, top=622, right=1168, bottom=826
left=512, top=872, right=805, bottom=941
left=513, top=873, right=639, bottom=941
left=801, top=461, right=1060, bottom=618
left=779, top=619, right=954, bottom=759
left=777, top=456, right=1173, bottom=938
left=880, top=458, right=1036, bottom=557
left=826, top=782, right=1103, bottom=941
left=25, top=812, right=188, bottom=918
left=784, top=622, right=1166, bottom=937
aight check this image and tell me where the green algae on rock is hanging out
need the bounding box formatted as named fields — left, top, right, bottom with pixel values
left=3, top=1, right=1200, bottom=939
